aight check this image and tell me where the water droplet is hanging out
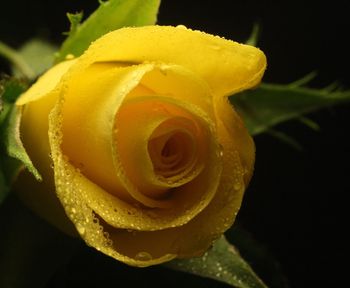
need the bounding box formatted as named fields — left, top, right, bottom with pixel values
left=233, top=181, right=241, bottom=190
left=176, top=25, right=187, bottom=29
left=217, top=144, right=224, bottom=157
left=159, top=65, right=170, bottom=76
left=135, top=251, right=152, bottom=261
left=65, top=53, right=75, bottom=60
left=76, top=224, right=86, bottom=235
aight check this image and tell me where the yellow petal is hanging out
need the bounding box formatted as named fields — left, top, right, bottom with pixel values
left=100, top=100, right=254, bottom=266
left=15, top=60, right=78, bottom=234
left=49, top=60, right=222, bottom=220
left=16, top=60, right=76, bottom=105
left=78, top=25, right=266, bottom=97
left=15, top=26, right=259, bottom=267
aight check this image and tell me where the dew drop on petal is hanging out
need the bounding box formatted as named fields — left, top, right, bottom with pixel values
left=76, top=224, right=86, bottom=236
left=176, top=24, right=187, bottom=29
left=217, top=144, right=224, bottom=158
left=135, top=251, right=153, bottom=261
left=233, top=182, right=241, bottom=191
left=65, top=53, right=75, bottom=60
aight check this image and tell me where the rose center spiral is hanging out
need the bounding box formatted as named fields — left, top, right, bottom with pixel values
left=148, top=129, right=195, bottom=179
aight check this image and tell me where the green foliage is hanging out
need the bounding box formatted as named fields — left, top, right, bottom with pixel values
left=0, top=41, right=35, bottom=79
left=231, top=82, right=350, bottom=136
left=166, top=236, right=267, bottom=288
left=12, top=39, right=57, bottom=79
left=56, top=0, right=161, bottom=62
left=0, top=39, right=56, bottom=80
left=0, top=77, right=28, bottom=103
left=228, top=226, right=289, bottom=288
left=0, top=78, right=40, bottom=203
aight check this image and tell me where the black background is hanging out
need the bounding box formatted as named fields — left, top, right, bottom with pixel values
left=1, top=0, right=349, bottom=287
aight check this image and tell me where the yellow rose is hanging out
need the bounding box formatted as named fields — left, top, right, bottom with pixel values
left=15, top=26, right=266, bottom=267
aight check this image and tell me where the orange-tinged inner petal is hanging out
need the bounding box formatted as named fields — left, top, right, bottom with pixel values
left=149, top=125, right=196, bottom=178
left=115, top=97, right=205, bottom=199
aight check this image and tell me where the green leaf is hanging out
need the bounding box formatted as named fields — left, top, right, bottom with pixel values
left=266, top=129, right=303, bottom=151
left=56, top=0, right=161, bottom=62
left=298, top=116, right=320, bottom=131
left=0, top=42, right=35, bottom=79
left=287, top=71, right=317, bottom=88
left=231, top=82, right=350, bottom=136
left=12, top=39, right=57, bottom=79
left=165, top=236, right=267, bottom=288
left=227, top=225, right=289, bottom=288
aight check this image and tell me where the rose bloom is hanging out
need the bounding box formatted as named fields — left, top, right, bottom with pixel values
left=15, top=26, right=266, bottom=266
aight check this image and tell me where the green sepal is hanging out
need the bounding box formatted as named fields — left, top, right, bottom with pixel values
left=2, top=105, right=42, bottom=181
left=56, top=0, right=161, bottom=62
left=165, top=236, right=267, bottom=288
left=231, top=81, right=350, bottom=136
left=0, top=77, right=41, bottom=202
left=0, top=77, right=28, bottom=104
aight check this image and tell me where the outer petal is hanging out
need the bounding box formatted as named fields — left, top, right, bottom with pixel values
left=15, top=60, right=77, bottom=234
left=16, top=60, right=76, bottom=105
left=78, top=25, right=266, bottom=96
